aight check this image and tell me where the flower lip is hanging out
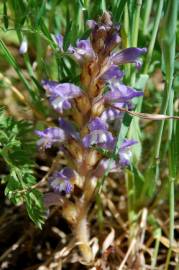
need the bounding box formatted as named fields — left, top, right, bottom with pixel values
left=41, top=81, right=82, bottom=97
left=35, top=127, right=66, bottom=149
left=82, top=129, right=115, bottom=150
left=68, top=39, right=95, bottom=63
left=55, top=34, right=64, bottom=50
left=111, top=47, right=147, bottom=68
left=104, top=83, right=143, bottom=103
left=101, top=104, right=124, bottom=122
left=49, top=167, right=74, bottom=194
left=41, top=81, right=82, bottom=113
left=101, top=65, right=124, bottom=81
left=88, top=117, right=108, bottom=132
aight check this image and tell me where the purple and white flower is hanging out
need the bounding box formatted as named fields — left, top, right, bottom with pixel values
left=82, top=118, right=115, bottom=150
left=101, top=65, right=124, bottom=82
left=35, top=128, right=67, bottom=148
left=49, top=167, right=74, bottom=194
left=111, top=47, right=147, bottom=69
left=68, top=39, right=95, bottom=63
left=42, top=81, right=82, bottom=113
left=104, top=82, right=143, bottom=103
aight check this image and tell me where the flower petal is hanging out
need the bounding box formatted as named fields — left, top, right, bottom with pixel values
left=111, top=47, right=147, bottom=68
left=88, top=117, right=108, bottom=131
left=104, top=82, right=143, bottom=103
left=119, top=139, right=137, bottom=166
left=42, top=81, right=82, bottom=97
left=82, top=130, right=114, bottom=150
left=49, top=168, right=74, bottom=194
left=101, top=105, right=124, bottom=122
left=101, top=65, right=124, bottom=81
left=35, top=128, right=66, bottom=148
left=42, top=81, right=82, bottom=113
left=55, top=34, right=64, bottom=50
left=68, top=39, right=95, bottom=63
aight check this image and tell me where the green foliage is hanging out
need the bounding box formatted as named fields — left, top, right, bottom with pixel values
left=0, top=108, right=45, bottom=229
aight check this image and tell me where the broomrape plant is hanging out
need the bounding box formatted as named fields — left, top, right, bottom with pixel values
left=35, top=11, right=146, bottom=262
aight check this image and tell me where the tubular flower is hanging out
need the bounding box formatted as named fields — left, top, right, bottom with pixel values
left=42, top=81, right=83, bottom=113
left=35, top=128, right=66, bottom=149
left=49, top=167, right=74, bottom=194
left=82, top=117, right=115, bottom=150
left=68, top=39, right=95, bottom=63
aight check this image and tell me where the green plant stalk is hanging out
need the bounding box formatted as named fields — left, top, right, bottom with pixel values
left=151, top=228, right=161, bottom=269
left=143, top=0, right=164, bottom=74
left=131, top=0, right=142, bottom=47
left=131, top=0, right=142, bottom=86
left=153, top=0, right=177, bottom=185
left=125, top=169, right=137, bottom=243
left=165, top=105, right=176, bottom=269
left=127, top=1, right=163, bottom=164
left=154, top=0, right=177, bottom=267
left=165, top=248, right=172, bottom=270
left=123, top=3, right=131, bottom=80
left=142, top=0, right=153, bottom=36
left=139, top=0, right=177, bottom=204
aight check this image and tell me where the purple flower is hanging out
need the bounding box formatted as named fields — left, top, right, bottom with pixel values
left=35, top=128, right=66, bottom=148
left=101, top=65, right=124, bottom=82
left=55, top=33, right=95, bottom=63
left=93, top=139, right=137, bottom=176
left=111, top=47, right=147, bottom=69
left=104, top=82, right=143, bottom=103
left=89, top=117, right=108, bottom=131
left=55, top=34, right=64, bottom=50
left=82, top=118, right=114, bottom=150
left=83, top=130, right=114, bottom=149
left=101, top=104, right=124, bottom=122
left=19, top=39, right=28, bottom=54
left=68, top=39, right=95, bottom=63
left=49, top=167, right=74, bottom=194
left=42, top=81, right=82, bottom=113
left=86, top=20, right=97, bottom=30
left=119, top=139, right=137, bottom=166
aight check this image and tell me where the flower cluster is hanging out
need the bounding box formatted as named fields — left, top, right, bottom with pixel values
left=36, top=12, right=146, bottom=199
